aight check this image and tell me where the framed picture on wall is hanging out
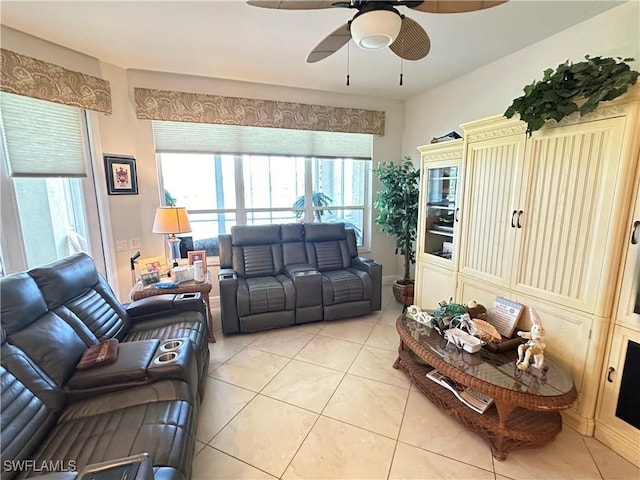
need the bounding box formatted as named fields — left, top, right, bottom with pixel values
left=187, top=250, right=207, bottom=271
left=104, top=155, right=138, bottom=195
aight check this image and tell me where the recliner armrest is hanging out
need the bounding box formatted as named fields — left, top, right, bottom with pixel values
left=26, top=454, right=154, bottom=480
left=351, top=257, right=380, bottom=272
left=218, top=269, right=240, bottom=334
left=218, top=268, right=237, bottom=281
left=351, top=257, right=382, bottom=311
left=126, top=294, right=205, bottom=322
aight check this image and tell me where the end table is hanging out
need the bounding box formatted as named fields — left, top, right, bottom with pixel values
left=129, top=271, right=216, bottom=343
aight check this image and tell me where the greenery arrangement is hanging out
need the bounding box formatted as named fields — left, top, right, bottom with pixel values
left=373, top=157, right=420, bottom=284
left=293, top=192, right=333, bottom=221
left=505, top=55, right=638, bottom=135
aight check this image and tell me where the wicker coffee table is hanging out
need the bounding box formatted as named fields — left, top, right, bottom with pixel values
left=394, top=314, right=577, bottom=460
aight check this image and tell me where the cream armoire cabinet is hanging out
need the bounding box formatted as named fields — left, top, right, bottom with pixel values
left=414, top=85, right=640, bottom=442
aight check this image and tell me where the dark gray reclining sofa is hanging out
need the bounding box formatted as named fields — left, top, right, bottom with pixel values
left=1, top=253, right=210, bottom=480
left=218, top=223, right=382, bottom=334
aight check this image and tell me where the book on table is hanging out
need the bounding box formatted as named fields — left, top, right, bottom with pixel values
left=426, top=369, right=494, bottom=414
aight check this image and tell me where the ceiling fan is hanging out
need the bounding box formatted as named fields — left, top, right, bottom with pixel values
left=247, top=1, right=506, bottom=63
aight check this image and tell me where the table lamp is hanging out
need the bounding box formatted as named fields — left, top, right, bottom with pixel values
left=152, top=206, right=192, bottom=267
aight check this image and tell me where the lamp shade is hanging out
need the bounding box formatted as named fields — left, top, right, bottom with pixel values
left=350, top=9, right=402, bottom=50
left=152, top=207, right=192, bottom=234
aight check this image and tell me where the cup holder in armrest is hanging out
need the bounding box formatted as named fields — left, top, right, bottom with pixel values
left=160, top=339, right=184, bottom=352
left=154, top=351, right=179, bottom=364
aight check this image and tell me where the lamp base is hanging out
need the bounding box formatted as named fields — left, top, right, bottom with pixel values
left=168, top=236, right=181, bottom=268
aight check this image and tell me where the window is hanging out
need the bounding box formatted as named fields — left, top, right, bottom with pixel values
left=0, top=92, right=105, bottom=273
left=158, top=153, right=369, bottom=248
left=154, top=121, right=372, bottom=251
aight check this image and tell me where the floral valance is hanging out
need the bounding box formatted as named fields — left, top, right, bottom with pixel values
left=0, top=49, right=111, bottom=114
left=134, top=87, right=385, bottom=136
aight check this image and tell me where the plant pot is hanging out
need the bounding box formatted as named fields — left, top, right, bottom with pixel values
left=393, top=280, right=414, bottom=306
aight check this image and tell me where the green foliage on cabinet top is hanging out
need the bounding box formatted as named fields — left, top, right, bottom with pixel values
left=505, top=55, right=639, bottom=135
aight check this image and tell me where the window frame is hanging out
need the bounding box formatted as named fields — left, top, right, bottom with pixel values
left=156, top=151, right=371, bottom=253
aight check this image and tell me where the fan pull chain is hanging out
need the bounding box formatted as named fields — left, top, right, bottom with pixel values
left=399, top=54, right=404, bottom=86
left=346, top=41, right=350, bottom=86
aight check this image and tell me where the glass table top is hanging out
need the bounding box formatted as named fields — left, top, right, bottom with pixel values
left=401, top=315, right=575, bottom=397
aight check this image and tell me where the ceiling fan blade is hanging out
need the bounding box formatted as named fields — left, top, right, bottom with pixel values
left=247, top=1, right=337, bottom=9
left=307, top=23, right=351, bottom=63
left=410, top=1, right=506, bottom=13
left=389, top=16, right=431, bottom=61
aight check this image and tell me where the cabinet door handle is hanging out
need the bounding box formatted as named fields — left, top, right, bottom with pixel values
left=455, top=208, right=460, bottom=222
left=511, top=210, right=518, bottom=228
left=517, top=210, right=524, bottom=229
left=631, top=220, right=640, bottom=245
left=607, top=367, right=616, bottom=383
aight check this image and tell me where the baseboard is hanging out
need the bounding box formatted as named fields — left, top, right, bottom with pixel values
left=594, top=423, right=640, bottom=467
left=561, top=409, right=595, bottom=436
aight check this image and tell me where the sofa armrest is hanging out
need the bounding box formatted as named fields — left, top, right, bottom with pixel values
left=126, top=294, right=205, bottom=322
left=77, top=453, right=154, bottom=480
left=218, top=269, right=240, bottom=334
left=27, top=454, right=154, bottom=480
left=351, top=257, right=382, bottom=311
left=351, top=257, right=380, bottom=273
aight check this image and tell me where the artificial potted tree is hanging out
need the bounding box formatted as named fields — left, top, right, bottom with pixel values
left=373, top=157, right=420, bottom=305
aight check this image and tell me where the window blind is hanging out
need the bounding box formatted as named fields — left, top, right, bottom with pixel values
left=0, top=92, right=88, bottom=177
left=152, top=121, right=372, bottom=159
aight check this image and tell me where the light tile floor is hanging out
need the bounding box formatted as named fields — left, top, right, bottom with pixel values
left=194, top=293, right=639, bottom=479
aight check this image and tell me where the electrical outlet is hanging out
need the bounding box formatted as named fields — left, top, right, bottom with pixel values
left=116, top=240, right=128, bottom=252
left=130, top=238, right=141, bottom=249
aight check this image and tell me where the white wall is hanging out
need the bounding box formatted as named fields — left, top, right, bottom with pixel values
left=402, top=1, right=640, bottom=157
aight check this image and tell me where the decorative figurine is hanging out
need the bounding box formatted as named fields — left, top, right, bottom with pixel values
left=516, top=308, right=547, bottom=371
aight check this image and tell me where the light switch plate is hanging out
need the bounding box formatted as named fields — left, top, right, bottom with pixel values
left=116, top=240, right=128, bottom=252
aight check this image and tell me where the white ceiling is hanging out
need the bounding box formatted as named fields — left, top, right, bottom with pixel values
left=0, top=0, right=625, bottom=100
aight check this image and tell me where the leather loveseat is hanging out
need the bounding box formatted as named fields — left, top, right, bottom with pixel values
left=218, top=223, right=382, bottom=334
left=1, top=253, right=210, bottom=480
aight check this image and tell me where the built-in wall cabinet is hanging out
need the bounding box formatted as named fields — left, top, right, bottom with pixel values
left=595, top=180, right=640, bottom=467
left=415, top=139, right=463, bottom=308
left=414, top=85, right=640, bottom=463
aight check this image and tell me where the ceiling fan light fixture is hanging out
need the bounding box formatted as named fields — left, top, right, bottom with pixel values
left=350, top=9, right=402, bottom=50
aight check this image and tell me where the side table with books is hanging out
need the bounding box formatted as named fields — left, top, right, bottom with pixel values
left=130, top=272, right=216, bottom=343
left=394, top=314, right=577, bottom=460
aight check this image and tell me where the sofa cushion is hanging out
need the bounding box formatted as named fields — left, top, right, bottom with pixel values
left=303, top=222, right=346, bottom=242
left=1, top=366, right=59, bottom=480
left=28, top=253, right=100, bottom=309
left=25, top=380, right=195, bottom=478
left=321, top=269, right=372, bottom=305
left=59, top=278, right=130, bottom=341
left=231, top=224, right=280, bottom=246
left=237, top=275, right=295, bottom=317
left=9, top=311, right=87, bottom=386
left=0, top=273, right=49, bottom=335
left=233, top=244, right=282, bottom=278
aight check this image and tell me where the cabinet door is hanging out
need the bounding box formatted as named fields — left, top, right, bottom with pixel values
left=420, top=162, right=459, bottom=265
left=415, top=262, right=457, bottom=309
left=512, top=117, right=625, bottom=315
left=595, top=325, right=640, bottom=467
left=615, top=185, right=640, bottom=332
left=459, top=134, right=526, bottom=288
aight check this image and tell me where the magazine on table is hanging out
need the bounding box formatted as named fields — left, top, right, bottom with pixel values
left=426, top=369, right=494, bottom=414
